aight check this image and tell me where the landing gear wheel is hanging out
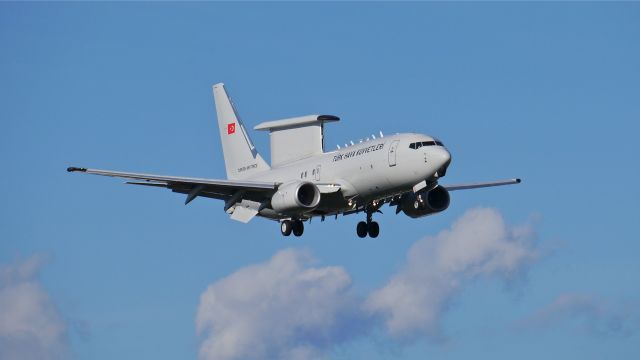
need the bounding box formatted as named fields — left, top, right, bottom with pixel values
left=292, top=220, right=304, bottom=237
left=368, top=221, right=379, bottom=238
left=356, top=221, right=368, bottom=238
left=280, top=220, right=292, bottom=236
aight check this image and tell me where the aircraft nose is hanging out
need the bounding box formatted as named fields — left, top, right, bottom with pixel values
left=433, top=147, right=451, bottom=168
left=431, top=147, right=451, bottom=177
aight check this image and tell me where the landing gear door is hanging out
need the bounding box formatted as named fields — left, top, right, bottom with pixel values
left=388, top=140, right=399, bottom=167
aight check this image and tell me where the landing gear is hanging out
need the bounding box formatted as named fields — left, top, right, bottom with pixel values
left=292, top=220, right=304, bottom=237
left=281, top=219, right=304, bottom=237
left=357, top=221, right=368, bottom=238
left=280, top=220, right=292, bottom=236
left=356, top=211, right=380, bottom=238
left=368, top=221, right=379, bottom=238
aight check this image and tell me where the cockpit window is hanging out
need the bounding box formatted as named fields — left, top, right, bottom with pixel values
left=409, top=140, right=443, bottom=149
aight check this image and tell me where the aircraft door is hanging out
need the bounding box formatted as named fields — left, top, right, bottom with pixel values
left=388, top=140, right=399, bottom=167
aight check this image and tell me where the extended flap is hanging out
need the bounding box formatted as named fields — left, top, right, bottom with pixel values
left=229, top=206, right=259, bottom=223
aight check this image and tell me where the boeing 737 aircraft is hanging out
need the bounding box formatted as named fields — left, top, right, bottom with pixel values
left=68, top=83, right=521, bottom=238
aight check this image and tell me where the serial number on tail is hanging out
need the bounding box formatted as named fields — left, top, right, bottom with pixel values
left=238, top=163, right=258, bottom=173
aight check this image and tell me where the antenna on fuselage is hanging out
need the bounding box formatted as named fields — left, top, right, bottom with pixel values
left=350, top=140, right=354, bottom=146
left=380, top=131, right=384, bottom=138
left=337, top=144, right=341, bottom=149
left=372, top=134, right=376, bottom=139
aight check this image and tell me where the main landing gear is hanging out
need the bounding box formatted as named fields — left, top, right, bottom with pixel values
left=280, top=219, right=304, bottom=237
left=357, top=211, right=379, bottom=238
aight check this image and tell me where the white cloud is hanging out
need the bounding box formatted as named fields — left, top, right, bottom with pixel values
left=0, top=255, right=69, bottom=360
left=196, top=208, right=539, bottom=357
left=365, top=207, right=537, bottom=338
left=519, top=293, right=640, bottom=337
left=195, top=248, right=365, bottom=360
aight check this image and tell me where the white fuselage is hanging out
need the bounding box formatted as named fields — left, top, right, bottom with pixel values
left=247, top=133, right=451, bottom=218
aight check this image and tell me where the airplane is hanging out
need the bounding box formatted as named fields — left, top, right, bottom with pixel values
left=68, top=83, right=521, bottom=238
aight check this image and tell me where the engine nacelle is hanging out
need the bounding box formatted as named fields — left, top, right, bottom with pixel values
left=400, top=185, right=450, bottom=218
left=271, top=181, right=321, bottom=215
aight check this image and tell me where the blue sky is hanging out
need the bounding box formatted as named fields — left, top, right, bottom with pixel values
left=1, top=2, right=639, bottom=359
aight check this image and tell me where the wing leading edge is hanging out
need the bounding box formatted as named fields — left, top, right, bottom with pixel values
left=66, top=167, right=278, bottom=219
left=443, top=178, right=521, bottom=191
left=67, top=167, right=276, bottom=190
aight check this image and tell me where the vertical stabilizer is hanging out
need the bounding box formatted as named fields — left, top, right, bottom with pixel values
left=213, top=83, right=270, bottom=180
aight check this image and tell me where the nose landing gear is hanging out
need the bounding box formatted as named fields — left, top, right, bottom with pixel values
left=357, top=211, right=379, bottom=238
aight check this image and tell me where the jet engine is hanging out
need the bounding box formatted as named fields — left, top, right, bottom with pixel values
left=399, top=185, right=450, bottom=218
left=271, top=181, right=321, bottom=215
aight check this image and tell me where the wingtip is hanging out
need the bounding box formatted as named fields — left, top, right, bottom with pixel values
left=516, top=178, right=522, bottom=183
left=67, top=167, right=86, bottom=172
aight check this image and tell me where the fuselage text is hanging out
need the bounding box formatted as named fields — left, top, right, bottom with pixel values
left=332, top=143, right=384, bottom=162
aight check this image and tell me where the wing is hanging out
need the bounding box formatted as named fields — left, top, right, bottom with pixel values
left=442, top=178, right=521, bottom=191
left=67, top=167, right=278, bottom=221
